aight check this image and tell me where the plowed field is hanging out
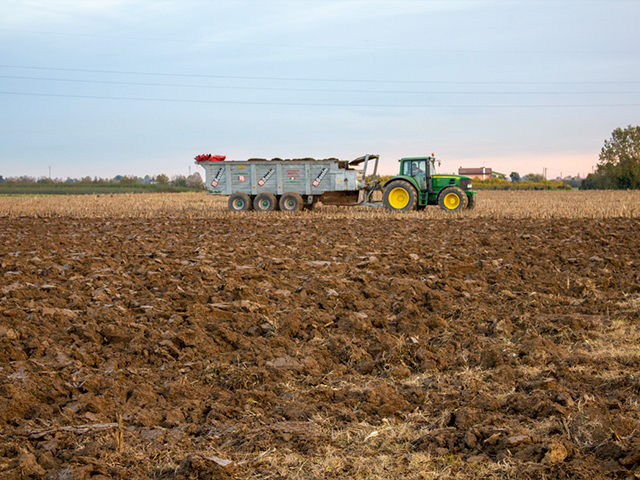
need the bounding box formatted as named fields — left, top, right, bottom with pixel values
left=2, top=192, right=640, bottom=479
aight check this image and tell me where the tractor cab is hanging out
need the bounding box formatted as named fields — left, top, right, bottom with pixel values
left=401, top=158, right=430, bottom=191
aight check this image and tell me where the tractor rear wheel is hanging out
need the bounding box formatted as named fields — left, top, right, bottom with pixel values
left=279, top=192, right=304, bottom=212
left=253, top=192, right=278, bottom=212
left=438, top=187, right=468, bottom=212
left=228, top=192, right=252, bottom=212
left=383, top=181, right=418, bottom=212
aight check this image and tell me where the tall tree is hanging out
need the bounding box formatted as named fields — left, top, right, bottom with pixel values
left=594, top=125, right=640, bottom=189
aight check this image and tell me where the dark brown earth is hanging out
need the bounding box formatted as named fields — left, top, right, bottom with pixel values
left=1, top=215, right=640, bottom=479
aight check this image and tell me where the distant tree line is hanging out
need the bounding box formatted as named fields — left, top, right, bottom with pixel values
left=581, top=125, right=640, bottom=190
left=0, top=173, right=205, bottom=195
left=475, top=172, right=571, bottom=190
left=509, top=172, right=582, bottom=189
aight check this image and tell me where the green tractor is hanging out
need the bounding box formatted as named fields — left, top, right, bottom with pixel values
left=381, top=155, right=476, bottom=212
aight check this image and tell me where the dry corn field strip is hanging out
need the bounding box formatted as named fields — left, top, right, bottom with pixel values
left=1, top=190, right=640, bottom=479
left=1, top=190, right=640, bottom=218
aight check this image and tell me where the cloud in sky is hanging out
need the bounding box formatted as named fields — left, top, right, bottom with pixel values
left=1, top=0, right=639, bottom=180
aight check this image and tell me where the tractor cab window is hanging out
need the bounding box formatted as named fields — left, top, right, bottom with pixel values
left=403, top=160, right=427, bottom=190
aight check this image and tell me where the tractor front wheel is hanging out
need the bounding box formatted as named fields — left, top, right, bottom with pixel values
left=438, top=187, right=468, bottom=212
left=466, top=194, right=476, bottom=210
left=383, top=181, right=418, bottom=212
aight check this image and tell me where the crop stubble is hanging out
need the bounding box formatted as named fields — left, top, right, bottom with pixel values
left=1, top=190, right=640, bottom=219
left=1, top=191, right=640, bottom=479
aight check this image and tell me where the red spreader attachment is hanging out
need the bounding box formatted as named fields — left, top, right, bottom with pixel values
left=195, top=154, right=226, bottom=162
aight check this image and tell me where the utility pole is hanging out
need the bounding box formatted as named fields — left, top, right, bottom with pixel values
left=49, top=166, right=51, bottom=179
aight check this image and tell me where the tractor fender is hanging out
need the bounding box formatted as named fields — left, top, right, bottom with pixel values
left=382, top=175, right=420, bottom=191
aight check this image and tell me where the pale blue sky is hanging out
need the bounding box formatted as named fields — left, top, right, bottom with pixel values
left=1, top=0, right=638, bottom=180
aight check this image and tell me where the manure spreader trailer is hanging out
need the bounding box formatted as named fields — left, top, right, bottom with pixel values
left=195, top=153, right=475, bottom=213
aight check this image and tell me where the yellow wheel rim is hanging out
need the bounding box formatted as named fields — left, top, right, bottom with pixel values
left=389, top=187, right=410, bottom=209
left=443, top=192, right=460, bottom=210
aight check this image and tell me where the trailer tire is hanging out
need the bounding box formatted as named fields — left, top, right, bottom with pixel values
left=466, top=194, right=476, bottom=210
left=253, top=193, right=278, bottom=212
left=383, top=181, right=418, bottom=212
left=228, top=192, right=252, bottom=212
left=279, top=192, right=304, bottom=212
left=438, top=187, right=468, bottom=212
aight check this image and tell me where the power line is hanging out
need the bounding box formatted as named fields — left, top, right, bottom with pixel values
left=1, top=25, right=638, bottom=55
left=3, top=75, right=640, bottom=95
left=2, top=74, right=639, bottom=95
left=1, top=64, right=638, bottom=85
left=2, top=90, right=640, bottom=108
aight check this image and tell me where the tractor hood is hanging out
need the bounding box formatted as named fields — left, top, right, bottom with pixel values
left=432, top=174, right=474, bottom=192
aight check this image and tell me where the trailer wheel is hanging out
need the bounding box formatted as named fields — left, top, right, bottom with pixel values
left=253, top=193, right=278, bottom=212
left=438, top=187, right=468, bottom=212
left=383, top=181, right=417, bottom=212
left=228, top=192, right=252, bottom=212
left=279, top=192, right=303, bottom=212
left=466, top=194, right=476, bottom=210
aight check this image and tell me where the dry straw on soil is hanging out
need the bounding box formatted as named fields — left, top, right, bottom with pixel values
left=1, top=190, right=640, bottom=219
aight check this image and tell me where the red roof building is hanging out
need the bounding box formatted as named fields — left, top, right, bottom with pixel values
left=458, top=167, right=492, bottom=180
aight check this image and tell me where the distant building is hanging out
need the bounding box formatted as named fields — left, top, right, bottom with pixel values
left=459, top=167, right=492, bottom=180
left=458, top=167, right=506, bottom=180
